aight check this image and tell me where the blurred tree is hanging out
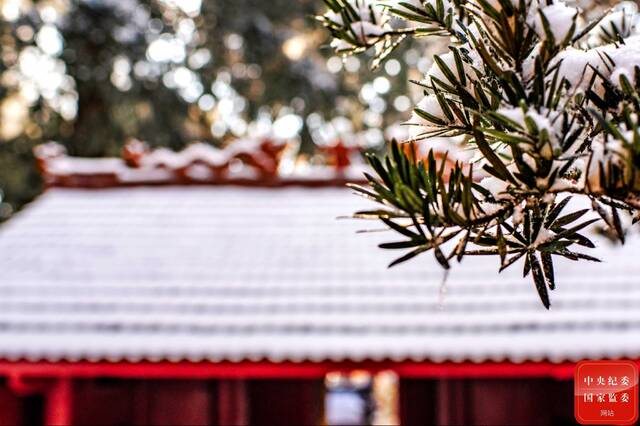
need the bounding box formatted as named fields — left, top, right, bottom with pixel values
left=0, top=0, right=414, bottom=217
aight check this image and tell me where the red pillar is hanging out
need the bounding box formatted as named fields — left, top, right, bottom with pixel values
left=45, top=378, right=73, bottom=426
left=435, top=379, right=468, bottom=425
left=0, top=387, right=21, bottom=426
left=216, top=380, right=249, bottom=426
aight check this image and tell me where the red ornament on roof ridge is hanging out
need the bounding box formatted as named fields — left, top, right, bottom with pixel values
left=319, top=139, right=361, bottom=171
left=34, top=139, right=367, bottom=189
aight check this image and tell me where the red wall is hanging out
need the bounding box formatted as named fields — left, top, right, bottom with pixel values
left=68, top=379, right=322, bottom=426
left=400, top=378, right=576, bottom=426
left=1, top=377, right=579, bottom=426
left=248, top=380, right=324, bottom=425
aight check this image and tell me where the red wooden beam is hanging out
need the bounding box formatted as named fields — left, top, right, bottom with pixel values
left=0, top=360, right=589, bottom=381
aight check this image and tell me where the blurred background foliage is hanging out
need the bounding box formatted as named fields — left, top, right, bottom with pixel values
left=0, top=0, right=427, bottom=218
left=0, top=0, right=621, bottom=218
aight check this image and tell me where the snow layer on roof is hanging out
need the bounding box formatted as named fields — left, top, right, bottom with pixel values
left=0, top=186, right=639, bottom=363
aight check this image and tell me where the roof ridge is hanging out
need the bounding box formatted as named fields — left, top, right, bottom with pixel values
left=34, top=139, right=367, bottom=188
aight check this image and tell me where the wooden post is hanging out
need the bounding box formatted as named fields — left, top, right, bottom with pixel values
left=45, top=378, right=73, bottom=426
left=0, top=387, right=21, bottom=426
left=217, top=380, right=249, bottom=426
left=436, top=379, right=467, bottom=426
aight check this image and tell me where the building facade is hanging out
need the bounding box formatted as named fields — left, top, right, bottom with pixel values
left=0, top=141, right=636, bottom=425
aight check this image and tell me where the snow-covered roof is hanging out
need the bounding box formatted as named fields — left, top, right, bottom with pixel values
left=0, top=186, right=639, bottom=363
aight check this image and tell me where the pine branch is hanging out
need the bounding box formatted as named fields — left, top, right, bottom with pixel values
left=318, top=0, right=640, bottom=308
